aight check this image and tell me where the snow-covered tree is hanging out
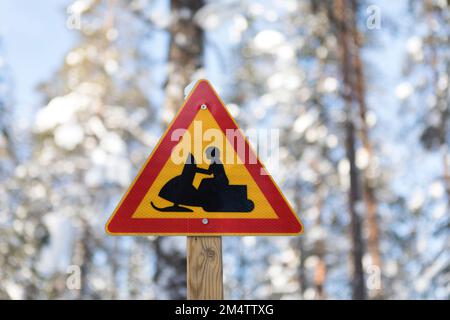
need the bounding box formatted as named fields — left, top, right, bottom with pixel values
left=394, top=0, right=450, bottom=299
left=32, top=0, right=157, bottom=298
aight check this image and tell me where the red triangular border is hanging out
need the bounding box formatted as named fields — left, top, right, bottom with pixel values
left=106, top=80, right=303, bottom=235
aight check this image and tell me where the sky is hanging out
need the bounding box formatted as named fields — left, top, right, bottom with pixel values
left=0, top=0, right=75, bottom=123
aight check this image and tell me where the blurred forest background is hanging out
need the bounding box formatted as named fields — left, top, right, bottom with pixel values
left=0, top=0, right=449, bottom=299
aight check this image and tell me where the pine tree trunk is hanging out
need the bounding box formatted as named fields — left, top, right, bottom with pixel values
left=312, top=177, right=326, bottom=299
left=163, top=0, right=204, bottom=125
left=294, top=190, right=307, bottom=298
left=349, top=0, right=382, bottom=298
left=345, top=117, right=366, bottom=300
left=333, top=0, right=366, bottom=300
left=73, top=219, right=92, bottom=299
left=297, top=237, right=307, bottom=298
left=155, top=0, right=204, bottom=299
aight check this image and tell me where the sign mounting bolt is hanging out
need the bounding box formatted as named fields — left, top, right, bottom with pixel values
left=201, top=104, right=207, bottom=110
left=202, top=218, right=208, bottom=225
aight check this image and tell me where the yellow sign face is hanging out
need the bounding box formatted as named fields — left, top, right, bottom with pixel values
left=132, top=108, right=278, bottom=219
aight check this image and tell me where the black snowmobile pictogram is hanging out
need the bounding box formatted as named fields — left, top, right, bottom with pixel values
left=151, top=147, right=254, bottom=212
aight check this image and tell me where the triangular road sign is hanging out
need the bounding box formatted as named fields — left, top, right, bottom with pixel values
left=106, top=80, right=303, bottom=235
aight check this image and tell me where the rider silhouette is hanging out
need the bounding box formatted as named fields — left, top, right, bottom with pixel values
left=203, top=146, right=228, bottom=186
left=151, top=147, right=254, bottom=212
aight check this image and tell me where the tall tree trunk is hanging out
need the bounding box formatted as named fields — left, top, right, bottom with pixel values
left=110, top=239, right=119, bottom=299
left=155, top=0, right=204, bottom=299
left=349, top=0, right=382, bottom=298
left=333, top=0, right=366, bottom=300
left=425, top=4, right=450, bottom=210
left=73, top=219, right=92, bottom=299
left=442, top=79, right=450, bottom=207
left=344, top=113, right=366, bottom=300
left=311, top=170, right=326, bottom=299
left=163, top=0, right=204, bottom=125
left=294, top=188, right=307, bottom=299
left=297, top=237, right=307, bottom=298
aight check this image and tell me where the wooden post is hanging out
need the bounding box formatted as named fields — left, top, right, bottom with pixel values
left=187, top=236, right=223, bottom=299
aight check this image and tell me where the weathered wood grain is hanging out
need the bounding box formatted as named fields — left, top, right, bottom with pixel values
left=187, top=236, right=223, bottom=300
